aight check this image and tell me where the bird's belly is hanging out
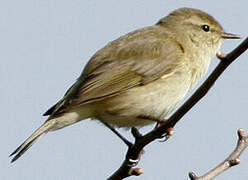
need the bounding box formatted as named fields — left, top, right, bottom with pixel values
left=94, top=75, right=191, bottom=127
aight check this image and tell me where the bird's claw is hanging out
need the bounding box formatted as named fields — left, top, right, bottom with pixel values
left=158, top=127, right=174, bottom=142
left=158, top=134, right=171, bottom=142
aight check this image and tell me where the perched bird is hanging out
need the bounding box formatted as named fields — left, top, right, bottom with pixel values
left=10, top=7, right=239, bottom=162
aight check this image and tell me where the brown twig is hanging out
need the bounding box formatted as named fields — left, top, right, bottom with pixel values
left=189, top=129, right=248, bottom=180
left=107, top=37, right=248, bottom=180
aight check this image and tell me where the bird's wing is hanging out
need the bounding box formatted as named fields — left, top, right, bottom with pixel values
left=43, top=27, right=185, bottom=116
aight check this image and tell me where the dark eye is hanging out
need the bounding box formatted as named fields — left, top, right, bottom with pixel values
left=202, top=25, right=210, bottom=32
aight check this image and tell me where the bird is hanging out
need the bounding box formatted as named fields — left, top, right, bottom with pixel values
left=10, top=7, right=239, bottom=162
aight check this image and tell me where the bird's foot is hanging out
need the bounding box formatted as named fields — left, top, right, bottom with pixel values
left=157, top=126, right=174, bottom=142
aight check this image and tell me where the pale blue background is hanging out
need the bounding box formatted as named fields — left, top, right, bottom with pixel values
left=1, top=1, right=248, bottom=179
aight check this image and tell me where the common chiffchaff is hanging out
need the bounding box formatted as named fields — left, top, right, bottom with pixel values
left=10, top=8, right=239, bottom=162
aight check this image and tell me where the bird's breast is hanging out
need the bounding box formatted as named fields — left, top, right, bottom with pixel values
left=94, top=71, right=192, bottom=127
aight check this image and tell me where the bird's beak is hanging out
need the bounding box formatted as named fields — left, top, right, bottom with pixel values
left=221, top=32, right=241, bottom=39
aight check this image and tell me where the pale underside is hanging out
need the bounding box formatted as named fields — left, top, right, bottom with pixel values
left=44, top=25, right=213, bottom=130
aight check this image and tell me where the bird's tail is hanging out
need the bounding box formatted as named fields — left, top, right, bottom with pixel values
left=10, top=120, right=55, bottom=163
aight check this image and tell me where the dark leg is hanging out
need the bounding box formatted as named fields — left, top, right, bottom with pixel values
left=138, top=115, right=174, bottom=142
left=137, top=115, right=166, bottom=126
left=157, top=127, right=174, bottom=142
left=102, top=122, right=133, bottom=147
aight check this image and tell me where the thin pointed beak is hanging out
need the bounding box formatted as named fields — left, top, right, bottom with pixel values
left=221, top=32, right=241, bottom=39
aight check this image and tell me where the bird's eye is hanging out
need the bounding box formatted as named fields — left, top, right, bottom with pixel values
left=202, top=25, right=210, bottom=32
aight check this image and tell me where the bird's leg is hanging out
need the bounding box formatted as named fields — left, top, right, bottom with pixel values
left=158, top=127, right=174, bottom=142
left=155, top=120, right=166, bottom=129
left=138, top=115, right=166, bottom=125
left=103, top=123, right=143, bottom=166
left=154, top=120, right=174, bottom=142
left=102, top=122, right=133, bottom=147
left=138, top=115, right=174, bottom=141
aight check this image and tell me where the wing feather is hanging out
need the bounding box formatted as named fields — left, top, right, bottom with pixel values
left=44, top=26, right=184, bottom=116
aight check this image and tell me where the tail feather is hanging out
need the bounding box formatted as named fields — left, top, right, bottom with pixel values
left=10, top=121, right=54, bottom=163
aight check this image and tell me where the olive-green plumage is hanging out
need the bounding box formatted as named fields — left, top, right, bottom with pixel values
left=10, top=8, right=239, bottom=162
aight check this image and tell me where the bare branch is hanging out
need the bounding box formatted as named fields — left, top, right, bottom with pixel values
left=189, top=129, right=248, bottom=180
left=108, top=38, right=248, bottom=180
